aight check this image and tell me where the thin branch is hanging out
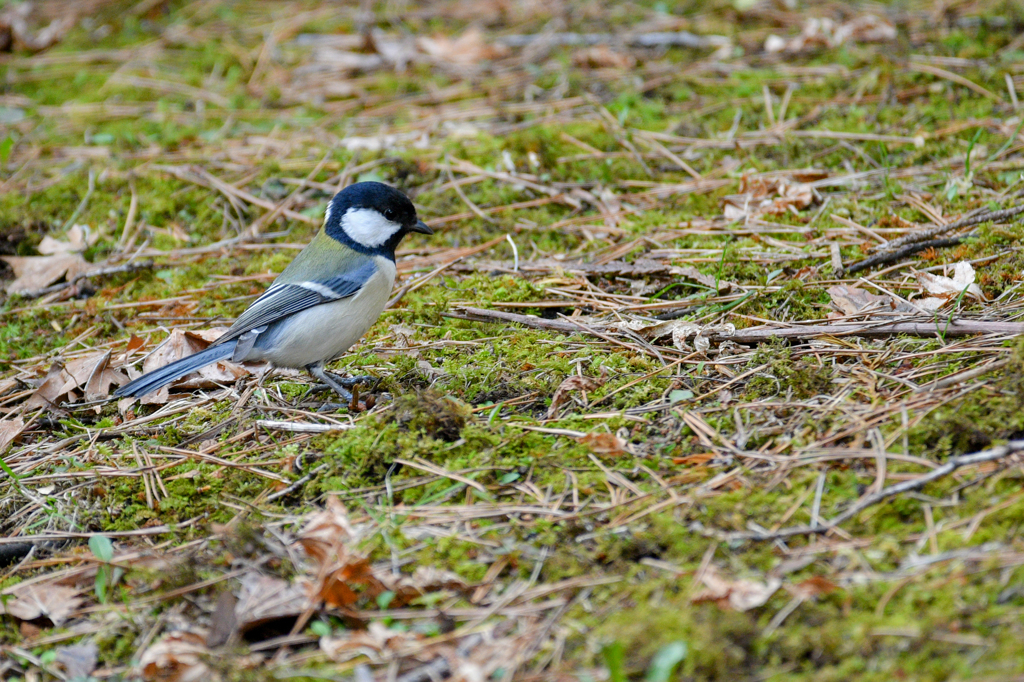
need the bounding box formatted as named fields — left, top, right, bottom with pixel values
left=726, top=440, right=1024, bottom=542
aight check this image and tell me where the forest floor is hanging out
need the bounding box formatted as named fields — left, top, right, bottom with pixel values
left=2, top=0, right=1024, bottom=680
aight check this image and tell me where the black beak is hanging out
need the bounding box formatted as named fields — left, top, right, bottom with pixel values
left=410, top=219, right=434, bottom=235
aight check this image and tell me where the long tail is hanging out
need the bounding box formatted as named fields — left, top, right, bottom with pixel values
left=114, top=341, right=237, bottom=398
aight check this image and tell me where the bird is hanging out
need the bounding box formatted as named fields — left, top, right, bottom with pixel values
left=114, top=181, right=433, bottom=402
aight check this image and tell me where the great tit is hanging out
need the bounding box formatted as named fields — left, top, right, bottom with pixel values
left=114, top=181, right=433, bottom=401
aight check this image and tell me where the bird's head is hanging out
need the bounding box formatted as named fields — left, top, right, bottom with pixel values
left=324, top=181, right=433, bottom=257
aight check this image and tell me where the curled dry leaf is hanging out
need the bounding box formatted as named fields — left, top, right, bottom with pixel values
left=26, top=350, right=128, bottom=408
left=914, top=261, right=985, bottom=310
left=372, top=565, right=469, bottom=608
left=673, top=264, right=732, bottom=293
left=572, top=45, right=636, bottom=69
left=613, top=319, right=736, bottom=352
left=234, top=573, right=312, bottom=634
left=764, top=14, right=896, bottom=54
left=320, top=621, right=419, bottom=663
left=579, top=431, right=629, bottom=457
left=692, top=565, right=781, bottom=612
left=0, top=3, right=76, bottom=53
left=0, top=253, right=91, bottom=294
left=547, top=374, right=604, bottom=419
left=137, top=631, right=211, bottom=682
left=827, top=285, right=921, bottom=319
left=722, top=176, right=820, bottom=221
left=296, top=496, right=359, bottom=564
left=0, top=584, right=83, bottom=626
left=135, top=328, right=254, bottom=405
left=38, top=225, right=98, bottom=255
left=790, top=575, right=839, bottom=600
left=54, top=642, right=98, bottom=680
left=0, top=417, right=25, bottom=453
left=297, top=497, right=382, bottom=609
left=417, top=27, right=510, bottom=66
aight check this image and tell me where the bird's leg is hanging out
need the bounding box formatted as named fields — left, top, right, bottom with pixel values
left=305, top=363, right=353, bottom=402
left=328, top=374, right=377, bottom=389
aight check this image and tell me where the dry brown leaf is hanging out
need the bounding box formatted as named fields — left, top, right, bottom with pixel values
left=38, top=225, right=97, bottom=255
left=0, top=584, right=83, bottom=626
left=26, top=350, right=129, bottom=408
left=373, top=565, right=469, bottom=607
left=616, top=319, right=736, bottom=352
left=827, top=285, right=920, bottom=318
left=296, top=497, right=383, bottom=609
left=722, top=176, right=819, bottom=221
left=692, top=565, right=780, bottom=612
left=572, top=45, right=636, bottom=69
left=914, top=262, right=985, bottom=309
left=0, top=417, right=25, bottom=453
left=25, top=362, right=69, bottom=409
left=136, top=328, right=252, bottom=405
left=0, top=3, right=76, bottom=53
left=579, top=431, right=629, bottom=457
left=126, top=334, right=146, bottom=354
left=320, top=621, right=419, bottom=662
left=296, top=496, right=359, bottom=564
left=137, top=631, right=211, bottom=682
left=0, top=253, right=91, bottom=294
left=55, top=642, right=98, bottom=680
left=418, top=27, right=510, bottom=66
left=547, top=375, right=604, bottom=419
left=790, top=575, right=838, bottom=599
left=234, top=573, right=312, bottom=633
left=764, top=14, right=896, bottom=54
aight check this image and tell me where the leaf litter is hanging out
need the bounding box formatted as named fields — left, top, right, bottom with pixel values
left=2, top=0, right=1024, bottom=680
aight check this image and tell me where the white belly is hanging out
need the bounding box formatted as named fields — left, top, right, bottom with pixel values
left=248, top=258, right=396, bottom=369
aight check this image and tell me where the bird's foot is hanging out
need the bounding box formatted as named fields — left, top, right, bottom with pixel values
left=304, top=365, right=377, bottom=411
left=330, top=374, right=379, bottom=389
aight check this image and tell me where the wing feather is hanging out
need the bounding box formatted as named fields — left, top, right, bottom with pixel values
left=215, top=258, right=378, bottom=345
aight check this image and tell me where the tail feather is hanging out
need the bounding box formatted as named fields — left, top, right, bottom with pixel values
left=114, top=341, right=237, bottom=398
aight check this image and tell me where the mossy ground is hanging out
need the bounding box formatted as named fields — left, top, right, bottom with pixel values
left=3, top=1, right=1024, bottom=680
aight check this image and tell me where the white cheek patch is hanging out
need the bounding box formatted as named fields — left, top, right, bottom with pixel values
left=323, top=202, right=333, bottom=227
left=342, top=208, right=402, bottom=248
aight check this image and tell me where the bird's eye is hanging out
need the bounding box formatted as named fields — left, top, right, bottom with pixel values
left=384, top=208, right=395, bottom=221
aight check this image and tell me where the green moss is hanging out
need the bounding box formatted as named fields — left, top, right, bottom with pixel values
left=746, top=338, right=834, bottom=400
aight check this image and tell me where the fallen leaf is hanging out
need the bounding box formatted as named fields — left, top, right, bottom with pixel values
left=0, top=253, right=91, bottom=294
left=55, top=641, right=98, bottom=680
left=692, top=565, right=780, bottom=612
left=234, top=573, right=311, bottom=633
left=296, top=497, right=383, bottom=609
left=373, top=566, right=470, bottom=608
left=827, top=285, right=921, bottom=318
left=136, top=328, right=253, bottom=405
left=547, top=375, right=604, bottom=419
left=765, top=14, right=895, bottom=54
left=572, top=45, right=636, bottom=69
left=418, top=27, right=510, bottom=66
left=38, top=225, right=97, bottom=255
left=790, top=575, right=838, bottom=599
left=126, top=334, right=146, bottom=353
left=320, top=621, right=419, bottom=662
left=914, top=261, right=985, bottom=307
left=0, top=584, right=83, bottom=626
left=0, top=417, right=25, bottom=452
left=26, top=350, right=129, bottom=408
left=137, top=631, right=211, bottom=682
left=0, top=3, right=76, bottom=53
left=722, top=175, right=820, bottom=221
left=579, top=431, right=629, bottom=456
left=296, top=496, right=360, bottom=564
left=206, top=590, right=237, bottom=647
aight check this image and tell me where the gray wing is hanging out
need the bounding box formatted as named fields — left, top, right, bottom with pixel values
left=215, top=258, right=379, bottom=346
